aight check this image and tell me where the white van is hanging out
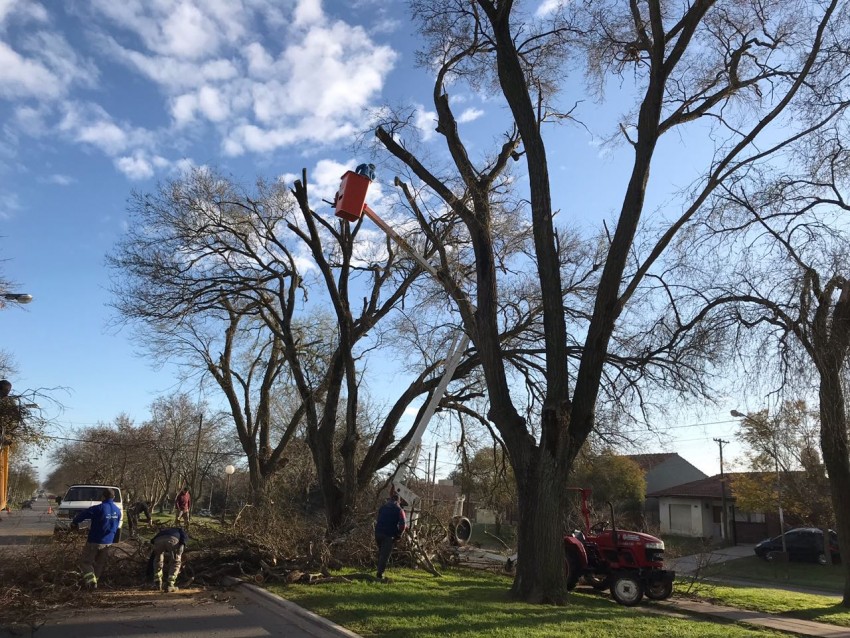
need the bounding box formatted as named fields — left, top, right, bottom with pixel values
left=54, top=485, right=124, bottom=541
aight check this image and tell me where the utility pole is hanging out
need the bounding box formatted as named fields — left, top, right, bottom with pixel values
left=714, top=438, right=729, bottom=543
left=190, top=414, right=203, bottom=514
left=432, top=442, right=439, bottom=507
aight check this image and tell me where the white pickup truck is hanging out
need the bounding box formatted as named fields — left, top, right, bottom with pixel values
left=54, top=484, right=124, bottom=541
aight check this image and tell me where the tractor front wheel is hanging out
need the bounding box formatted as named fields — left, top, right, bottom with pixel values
left=610, top=573, right=644, bottom=606
left=564, top=552, right=579, bottom=591
left=645, top=578, right=673, bottom=600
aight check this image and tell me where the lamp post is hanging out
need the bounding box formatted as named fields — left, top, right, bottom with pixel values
left=221, top=464, right=235, bottom=524
left=732, top=409, right=787, bottom=555
left=2, top=293, right=33, bottom=304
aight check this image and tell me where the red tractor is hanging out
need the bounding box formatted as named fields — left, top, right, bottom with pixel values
left=563, top=488, right=675, bottom=606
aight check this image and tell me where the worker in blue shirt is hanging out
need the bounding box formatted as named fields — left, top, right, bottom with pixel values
left=71, top=488, right=122, bottom=589
left=149, top=526, right=189, bottom=592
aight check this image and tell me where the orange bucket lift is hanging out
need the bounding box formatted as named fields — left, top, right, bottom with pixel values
left=334, top=170, right=372, bottom=222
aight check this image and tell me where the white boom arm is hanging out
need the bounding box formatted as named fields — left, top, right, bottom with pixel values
left=391, top=330, right=469, bottom=513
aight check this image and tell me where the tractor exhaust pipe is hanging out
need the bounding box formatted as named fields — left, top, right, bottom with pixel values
left=607, top=501, right=617, bottom=547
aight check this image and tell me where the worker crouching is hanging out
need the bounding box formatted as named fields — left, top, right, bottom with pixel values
left=149, top=527, right=188, bottom=592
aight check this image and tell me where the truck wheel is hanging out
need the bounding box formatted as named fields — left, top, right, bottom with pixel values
left=610, top=574, right=644, bottom=606
left=645, top=579, right=673, bottom=600
left=564, top=552, right=579, bottom=591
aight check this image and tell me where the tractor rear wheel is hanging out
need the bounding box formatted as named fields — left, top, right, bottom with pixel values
left=645, top=578, right=673, bottom=600
left=610, top=573, right=644, bottom=606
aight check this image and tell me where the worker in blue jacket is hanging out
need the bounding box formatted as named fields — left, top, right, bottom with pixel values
left=374, top=492, right=407, bottom=581
left=71, top=488, right=122, bottom=589
left=149, top=526, right=189, bottom=592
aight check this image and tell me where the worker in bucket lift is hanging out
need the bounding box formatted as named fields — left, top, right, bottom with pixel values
left=355, top=163, right=376, bottom=180
left=374, top=491, right=407, bottom=582
left=148, top=526, right=188, bottom=592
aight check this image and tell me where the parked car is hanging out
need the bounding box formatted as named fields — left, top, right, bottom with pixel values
left=754, top=527, right=840, bottom=565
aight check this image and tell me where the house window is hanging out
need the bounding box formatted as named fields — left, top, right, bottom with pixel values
left=734, top=510, right=765, bottom=523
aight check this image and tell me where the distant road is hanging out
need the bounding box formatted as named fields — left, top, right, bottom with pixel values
left=0, top=495, right=54, bottom=545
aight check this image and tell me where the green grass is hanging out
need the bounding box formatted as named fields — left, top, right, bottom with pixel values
left=270, top=567, right=786, bottom=637
left=702, top=556, right=845, bottom=592
left=685, top=582, right=850, bottom=627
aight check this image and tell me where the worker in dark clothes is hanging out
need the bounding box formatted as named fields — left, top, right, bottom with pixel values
left=374, top=492, right=407, bottom=581
left=149, top=526, right=188, bottom=592
left=126, top=501, right=152, bottom=538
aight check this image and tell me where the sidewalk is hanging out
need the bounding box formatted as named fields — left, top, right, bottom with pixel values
left=659, top=544, right=849, bottom=637
left=666, top=543, right=756, bottom=576
left=654, top=598, right=850, bottom=637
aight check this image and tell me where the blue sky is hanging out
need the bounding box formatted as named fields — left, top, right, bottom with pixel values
left=0, top=0, right=744, bottom=479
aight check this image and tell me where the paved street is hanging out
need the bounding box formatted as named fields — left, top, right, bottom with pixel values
left=1, top=584, right=361, bottom=638
left=0, top=495, right=54, bottom=546
left=0, top=497, right=360, bottom=638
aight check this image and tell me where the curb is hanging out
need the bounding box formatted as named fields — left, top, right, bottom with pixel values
left=221, top=576, right=362, bottom=638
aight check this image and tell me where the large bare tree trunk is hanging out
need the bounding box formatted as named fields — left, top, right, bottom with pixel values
left=818, top=384, right=850, bottom=606
left=511, top=451, right=569, bottom=603
left=816, top=283, right=850, bottom=606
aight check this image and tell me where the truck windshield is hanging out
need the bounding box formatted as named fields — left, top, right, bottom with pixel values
left=64, top=487, right=122, bottom=503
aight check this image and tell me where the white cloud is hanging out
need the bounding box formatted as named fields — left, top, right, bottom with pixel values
left=293, top=0, right=322, bottom=27
left=536, top=0, right=566, bottom=17
left=0, top=191, right=22, bottom=219
left=458, top=107, right=484, bottom=123
left=0, top=0, right=48, bottom=28
left=0, top=2, right=400, bottom=183
left=0, top=24, right=97, bottom=101
left=58, top=102, right=155, bottom=158
left=115, top=152, right=154, bottom=180
left=102, top=3, right=398, bottom=152
left=0, top=41, right=63, bottom=99
left=45, top=174, right=75, bottom=185
left=89, top=0, right=241, bottom=60
left=413, top=106, right=438, bottom=142
left=66, top=118, right=128, bottom=155
left=197, top=85, right=229, bottom=121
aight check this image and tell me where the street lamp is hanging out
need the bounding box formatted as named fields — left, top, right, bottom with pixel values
left=731, top=409, right=787, bottom=556
left=221, top=464, right=235, bottom=524
left=2, top=293, right=33, bottom=304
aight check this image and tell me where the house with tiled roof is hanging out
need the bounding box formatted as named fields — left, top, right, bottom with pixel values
left=625, top=453, right=707, bottom=526
left=647, top=473, right=787, bottom=542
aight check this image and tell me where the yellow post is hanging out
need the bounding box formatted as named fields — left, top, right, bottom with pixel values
left=0, top=446, right=8, bottom=511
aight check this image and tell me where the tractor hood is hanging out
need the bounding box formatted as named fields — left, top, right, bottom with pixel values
left=595, top=529, right=665, bottom=550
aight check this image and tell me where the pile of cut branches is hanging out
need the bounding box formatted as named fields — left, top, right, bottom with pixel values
left=0, top=505, right=472, bottom=626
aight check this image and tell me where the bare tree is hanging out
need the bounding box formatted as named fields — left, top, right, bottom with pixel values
left=109, top=169, right=496, bottom=531
left=683, top=133, right=850, bottom=602
left=373, top=0, right=847, bottom=602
